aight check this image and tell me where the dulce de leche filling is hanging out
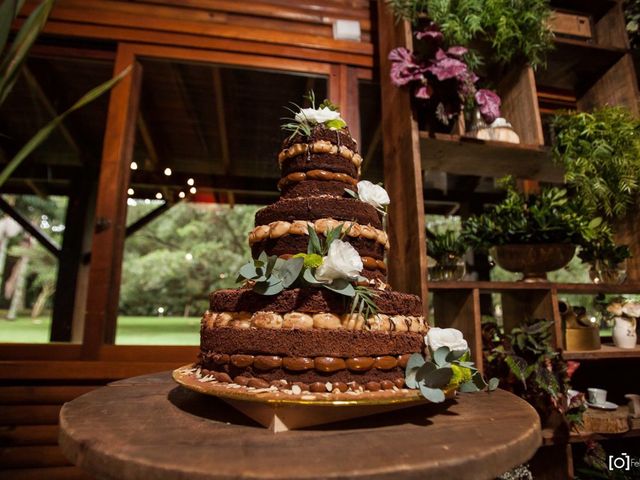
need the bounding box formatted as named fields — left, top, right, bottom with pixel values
left=248, top=219, right=389, bottom=249
left=277, top=141, right=363, bottom=170
left=278, top=169, right=358, bottom=190
left=203, top=352, right=412, bottom=373
left=202, top=310, right=428, bottom=333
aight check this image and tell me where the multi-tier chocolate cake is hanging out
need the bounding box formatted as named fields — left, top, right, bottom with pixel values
left=198, top=99, right=427, bottom=394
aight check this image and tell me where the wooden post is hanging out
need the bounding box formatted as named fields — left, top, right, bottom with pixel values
left=83, top=45, right=141, bottom=357
left=50, top=167, right=98, bottom=342
left=329, top=64, right=361, bottom=145
left=377, top=2, right=428, bottom=312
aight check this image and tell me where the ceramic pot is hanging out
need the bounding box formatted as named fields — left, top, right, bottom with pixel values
left=612, top=316, right=638, bottom=349
left=490, top=243, right=576, bottom=282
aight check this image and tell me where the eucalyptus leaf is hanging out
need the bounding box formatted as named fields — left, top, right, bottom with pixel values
left=238, top=262, right=258, bottom=280
left=446, top=349, right=468, bottom=362
left=433, top=346, right=451, bottom=367
left=302, top=268, right=323, bottom=286
left=459, top=381, right=480, bottom=393
left=422, top=366, right=453, bottom=389
left=258, top=251, right=268, bottom=265
left=404, top=353, right=427, bottom=389
left=344, top=188, right=357, bottom=198
left=279, top=257, right=304, bottom=288
left=472, top=372, right=488, bottom=390
left=323, top=278, right=355, bottom=297
left=419, top=384, right=446, bottom=403
left=488, top=377, right=500, bottom=391
left=253, top=277, right=284, bottom=296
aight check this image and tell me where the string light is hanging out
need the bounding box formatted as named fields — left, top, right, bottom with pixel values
left=178, top=191, right=186, bottom=199
left=189, top=186, right=197, bottom=194
left=130, top=162, right=138, bottom=170
left=164, top=168, right=172, bottom=176
left=185, top=253, right=193, bottom=261
left=155, top=192, right=163, bottom=199
left=187, top=178, right=195, bottom=186
left=127, top=188, right=134, bottom=196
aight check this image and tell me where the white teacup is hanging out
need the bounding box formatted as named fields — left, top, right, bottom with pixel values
left=588, top=388, right=607, bottom=405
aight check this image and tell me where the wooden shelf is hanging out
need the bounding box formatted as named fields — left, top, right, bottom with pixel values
left=428, top=281, right=640, bottom=294
left=536, top=38, right=626, bottom=93
left=563, top=344, right=640, bottom=360
left=419, top=133, right=563, bottom=182
left=542, top=425, right=640, bottom=446
left=550, top=0, right=616, bottom=20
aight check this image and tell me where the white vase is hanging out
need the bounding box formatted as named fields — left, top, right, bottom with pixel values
left=612, top=316, right=638, bottom=349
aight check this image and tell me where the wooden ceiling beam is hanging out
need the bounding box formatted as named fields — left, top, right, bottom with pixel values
left=170, top=64, right=211, bottom=160
left=212, top=67, right=234, bottom=205
left=22, top=66, right=83, bottom=161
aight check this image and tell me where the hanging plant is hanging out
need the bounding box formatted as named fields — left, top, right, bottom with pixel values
left=551, top=106, right=640, bottom=221
left=386, top=0, right=554, bottom=71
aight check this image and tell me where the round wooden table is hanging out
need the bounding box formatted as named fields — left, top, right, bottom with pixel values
left=59, top=371, right=541, bottom=480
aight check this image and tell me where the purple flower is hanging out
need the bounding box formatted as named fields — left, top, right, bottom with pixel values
left=447, top=46, right=468, bottom=58
left=475, top=89, right=502, bottom=124
left=426, top=51, right=468, bottom=81
left=388, top=47, right=425, bottom=87
left=415, top=84, right=433, bottom=99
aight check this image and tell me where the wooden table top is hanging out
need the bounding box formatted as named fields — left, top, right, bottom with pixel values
left=59, top=371, right=541, bottom=480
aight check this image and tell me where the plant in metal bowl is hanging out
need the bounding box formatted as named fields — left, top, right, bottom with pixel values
left=577, top=229, right=631, bottom=285
left=462, top=177, right=605, bottom=281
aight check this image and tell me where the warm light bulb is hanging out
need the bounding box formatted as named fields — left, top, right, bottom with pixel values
left=155, top=192, right=163, bottom=199
left=178, top=191, right=186, bottom=199
left=130, top=162, right=138, bottom=170
left=164, top=167, right=172, bottom=176
left=127, top=188, right=134, bottom=196
left=189, top=186, right=197, bottom=194
left=187, top=178, right=195, bottom=186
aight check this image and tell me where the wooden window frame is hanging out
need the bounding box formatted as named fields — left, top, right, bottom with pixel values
left=0, top=41, right=371, bottom=363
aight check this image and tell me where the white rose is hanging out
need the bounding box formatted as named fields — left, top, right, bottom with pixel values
left=315, top=240, right=363, bottom=282
left=357, top=181, right=390, bottom=209
left=622, top=301, right=640, bottom=318
left=426, top=327, right=468, bottom=353
left=295, top=107, right=341, bottom=124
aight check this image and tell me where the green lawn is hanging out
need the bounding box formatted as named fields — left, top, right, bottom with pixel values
left=0, top=316, right=201, bottom=345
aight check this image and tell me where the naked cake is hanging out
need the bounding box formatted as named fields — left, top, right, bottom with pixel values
left=197, top=96, right=427, bottom=393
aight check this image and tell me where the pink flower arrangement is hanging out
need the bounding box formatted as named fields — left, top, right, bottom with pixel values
left=388, top=22, right=501, bottom=126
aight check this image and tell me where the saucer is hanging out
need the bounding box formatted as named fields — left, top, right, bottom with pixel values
left=586, top=400, right=618, bottom=410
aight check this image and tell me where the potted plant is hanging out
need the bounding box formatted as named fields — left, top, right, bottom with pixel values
left=388, top=22, right=501, bottom=132
left=577, top=231, right=631, bottom=285
left=462, top=177, right=603, bottom=281
left=551, top=107, right=640, bottom=221
left=483, top=318, right=586, bottom=434
left=426, top=229, right=467, bottom=281
left=386, top=0, right=554, bottom=72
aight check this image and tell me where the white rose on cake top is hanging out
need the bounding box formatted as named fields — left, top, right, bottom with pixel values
left=295, top=107, right=342, bottom=125
left=315, top=239, right=363, bottom=282
left=426, top=327, right=468, bottom=353
left=357, top=181, right=390, bottom=209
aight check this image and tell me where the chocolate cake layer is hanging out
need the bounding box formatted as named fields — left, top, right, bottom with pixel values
left=255, top=198, right=381, bottom=230
left=200, top=326, right=424, bottom=357
left=251, top=235, right=385, bottom=261
left=199, top=358, right=405, bottom=387
left=281, top=152, right=358, bottom=178
left=282, top=125, right=357, bottom=152
left=280, top=179, right=354, bottom=199
left=210, top=288, right=422, bottom=316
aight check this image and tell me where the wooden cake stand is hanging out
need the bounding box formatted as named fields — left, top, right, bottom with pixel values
left=59, top=371, right=541, bottom=480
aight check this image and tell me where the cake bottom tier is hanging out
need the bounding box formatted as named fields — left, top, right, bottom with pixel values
left=198, top=327, right=424, bottom=392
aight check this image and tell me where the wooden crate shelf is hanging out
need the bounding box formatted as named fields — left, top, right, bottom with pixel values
left=428, top=280, right=640, bottom=294
left=536, top=38, right=626, bottom=93
left=420, top=133, right=562, bottom=182
left=550, top=0, right=617, bottom=22
left=563, top=344, right=640, bottom=360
